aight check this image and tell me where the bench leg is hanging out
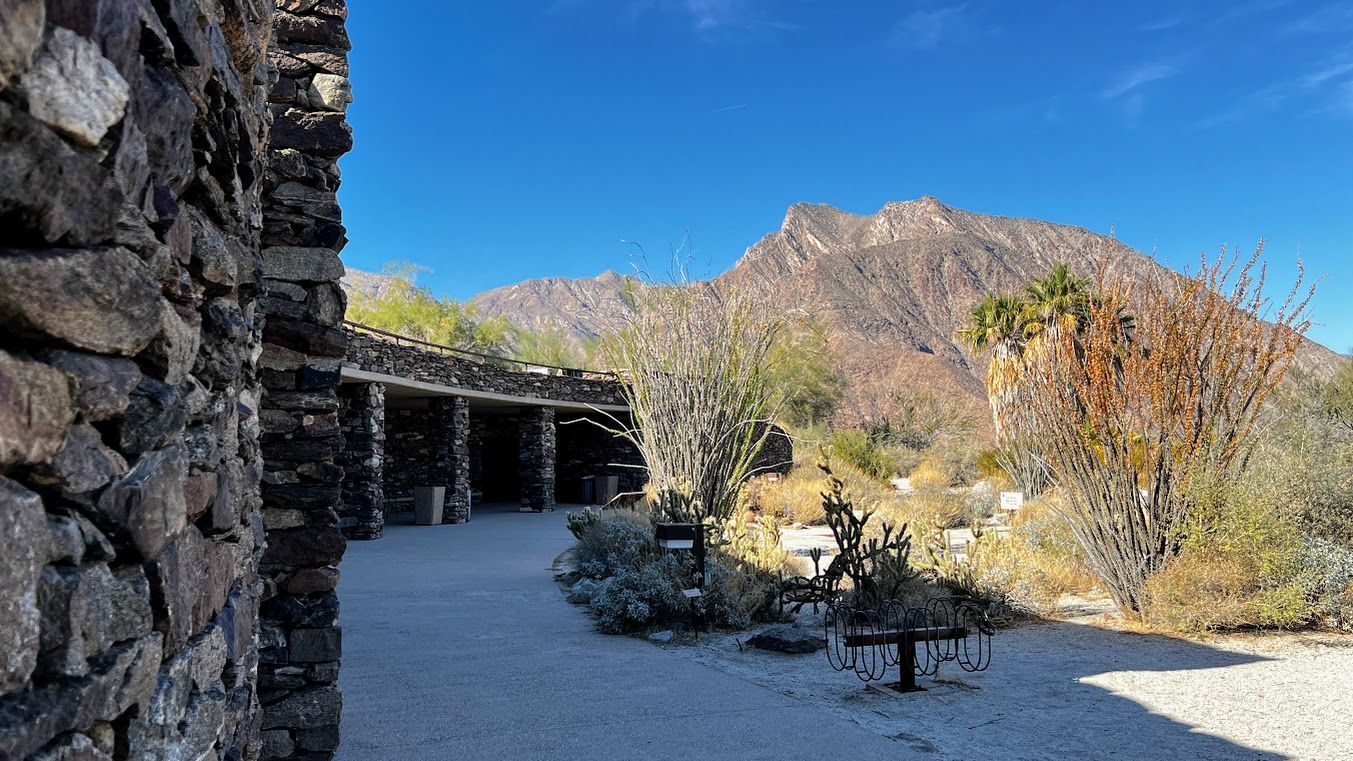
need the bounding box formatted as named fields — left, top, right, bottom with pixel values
left=893, top=635, right=925, bottom=693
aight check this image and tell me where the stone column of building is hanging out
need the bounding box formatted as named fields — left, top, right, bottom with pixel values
left=519, top=407, right=557, bottom=512
left=257, top=1, right=354, bottom=758
left=0, top=2, right=272, bottom=759
left=338, top=383, right=385, bottom=539
left=442, top=396, right=472, bottom=523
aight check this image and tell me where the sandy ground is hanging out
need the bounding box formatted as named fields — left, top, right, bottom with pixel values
left=662, top=601, right=1353, bottom=760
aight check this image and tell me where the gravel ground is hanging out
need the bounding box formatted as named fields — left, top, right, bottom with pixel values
left=666, top=606, right=1353, bottom=760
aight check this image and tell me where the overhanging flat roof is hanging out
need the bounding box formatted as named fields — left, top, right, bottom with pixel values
left=340, top=365, right=630, bottom=413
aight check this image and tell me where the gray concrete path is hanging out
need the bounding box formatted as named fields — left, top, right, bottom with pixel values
left=336, top=504, right=901, bottom=760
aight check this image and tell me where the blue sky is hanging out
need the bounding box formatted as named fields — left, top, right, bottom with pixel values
left=340, top=1, right=1353, bottom=351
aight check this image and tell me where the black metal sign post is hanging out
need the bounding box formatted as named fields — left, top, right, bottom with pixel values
left=655, top=522, right=707, bottom=637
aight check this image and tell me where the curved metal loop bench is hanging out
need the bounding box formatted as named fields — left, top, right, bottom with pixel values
left=825, top=596, right=994, bottom=693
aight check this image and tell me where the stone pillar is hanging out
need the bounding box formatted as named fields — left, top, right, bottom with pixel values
left=338, top=383, right=385, bottom=539
left=0, top=1, right=271, bottom=758
left=441, top=396, right=472, bottom=523
left=519, top=407, right=557, bottom=512
left=258, top=1, right=353, bottom=758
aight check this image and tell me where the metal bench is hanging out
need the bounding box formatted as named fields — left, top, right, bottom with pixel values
left=826, top=596, right=994, bottom=693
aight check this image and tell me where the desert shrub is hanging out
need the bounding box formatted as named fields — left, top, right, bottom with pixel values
left=573, top=519, right=655, bottom=580
left=907, top=460, right=950, bottom=490
left=828, top=428, right=897, bottom=482
left=1299, top=537, right=1353, bottom=629
left=1140, top=469, right=1312, bottom=632
left=967, top=499, right=1100, bottom=615
left=566, top=507, right=601, bottom=540
left=1141, top=552, right=1309, bottom=632
left=749, top=450, right=900, bottom=526
left=601, top=273, right=779, bottom=525
left=723, top=508, right=789, bottom=574
left=703, top=557, right=783, bottom=628
left=592, top=556, right=687, bottom=633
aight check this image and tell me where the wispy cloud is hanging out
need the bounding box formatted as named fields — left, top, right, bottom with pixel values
left=1283, top=2, right=1353, bottom=35
left=1195, top=54, right=1353, bottom=128
left=1101, top=62, right=1179, bottom=100
left=1138, top=16, right=1184, bottom=32
left=552, top=0, right=795, bottom=38
left=894, top=4, right=968, bottom=50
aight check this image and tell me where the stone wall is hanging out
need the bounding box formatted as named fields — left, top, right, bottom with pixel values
left=383, top=400, right=470, bottom=523
left=345, top=326, right=628, bottom=407
left=0, top=0, right=273, bottom=758
left=555, top=412, right=646, bottom=502
left=337, top=383, right=383, bottom=540
left=256, top=0, right=354, bottom=758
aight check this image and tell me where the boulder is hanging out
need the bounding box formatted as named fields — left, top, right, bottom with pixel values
left=37, top=563, right=153, bottom=678
left=273, top=11, right=349, bottom=48
left=270, top=108, right=351, bottom=157
left=262, top=245, right=345, bottom=283
left=46, top=514, right=86, bottom=564
left=0, top=102, right=123, bottom=244
left=310, top=73, right=350, bottom=112
left=116, top=375, right=187, bottom=454
left=0, top=0, right=43, bottom=89
left=283, top=566, right=339, bottom=595
left=97, top=444, right=187, bottom=559
left=648, top=630, right=674, bottom=643
left=0, top=247, right=163, bottom=355
left=0, top=477, right=49, bottom=693
left=140, top=303, right=200, bottom=385
left=44, top=350, right=140, bottom=421
left=15, top=27, right=130, bottom=146
left=34, top=422, right=128, bottom=494
left=28, top=731, right=111, bottom=761
left=43, top=0, right=142, bottom=80
left=288, top=626, right=340, bottom=663
left=261, top=525, right=345, bottom=567
left=566, top=578, right=597, bottom=604
left=0, top=349, right=73, bottom=466
left=259, top=686, right=341, bottom=730
left=746, top=624, right=826, bottom=654
left=0, top=634, right=161, bottom=761
left=150, top=525, right=236, bottom=657
left=133, top=65, right=196, bottom=194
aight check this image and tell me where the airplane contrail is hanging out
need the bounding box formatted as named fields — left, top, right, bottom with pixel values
left=711, top=103, right=748, bottom=113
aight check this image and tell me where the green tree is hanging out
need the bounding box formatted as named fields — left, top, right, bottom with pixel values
left=512, top=325, right=590, bottom=368
left=347, top=264, right=512, bottom=354
left=1321, top=351, right=1353, bottom=434
left=765, top=317, right=844, bottom=428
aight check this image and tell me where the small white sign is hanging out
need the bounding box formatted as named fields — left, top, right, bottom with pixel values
left=1000, top=491, right=1024, bottom=511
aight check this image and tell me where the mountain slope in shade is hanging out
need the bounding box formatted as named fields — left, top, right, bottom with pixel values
left=464, top=197, right=1341, bottom=425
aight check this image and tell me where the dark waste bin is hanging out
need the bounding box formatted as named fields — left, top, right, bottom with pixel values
left=580, top=476, right=596, bottom=505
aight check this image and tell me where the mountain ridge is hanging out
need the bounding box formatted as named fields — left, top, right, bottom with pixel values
left=353, top=197, right=1342, bottom=425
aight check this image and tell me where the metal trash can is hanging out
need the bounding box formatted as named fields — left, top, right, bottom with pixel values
left=580, top=476, right=596, bottom=505
left=413, top=486, right=445, bottom=525
left=596, top=476, right=619, bottom=506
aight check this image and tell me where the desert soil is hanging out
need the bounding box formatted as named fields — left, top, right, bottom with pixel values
left=666, top=595, right=1353, bottom=760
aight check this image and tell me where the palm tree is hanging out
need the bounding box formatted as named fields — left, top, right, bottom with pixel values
left=955, top=294, right=1031, bottom=435
left=1023, top=264, right=1093, bottom=349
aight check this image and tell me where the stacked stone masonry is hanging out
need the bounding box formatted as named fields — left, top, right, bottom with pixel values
left=0, top=0, right=275, bottom=758
left=336, top=383, right=383, bottom=540
left=344, top=326, right=628, bottom=407
left=518, top=407, right=557, bottom=512
left=257, top=0, right=353, bottom=758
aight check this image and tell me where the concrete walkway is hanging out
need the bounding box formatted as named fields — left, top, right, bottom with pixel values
left=336, top=504, right=899, bottom=760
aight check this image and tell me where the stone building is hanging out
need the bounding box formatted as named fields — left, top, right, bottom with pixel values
left=0, top=2, right=791, bottom=758
left=0, top=0, right=352, bottom=758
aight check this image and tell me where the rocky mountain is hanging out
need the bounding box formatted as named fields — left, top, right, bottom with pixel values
left=390, top=197, right=1344, bottom=426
